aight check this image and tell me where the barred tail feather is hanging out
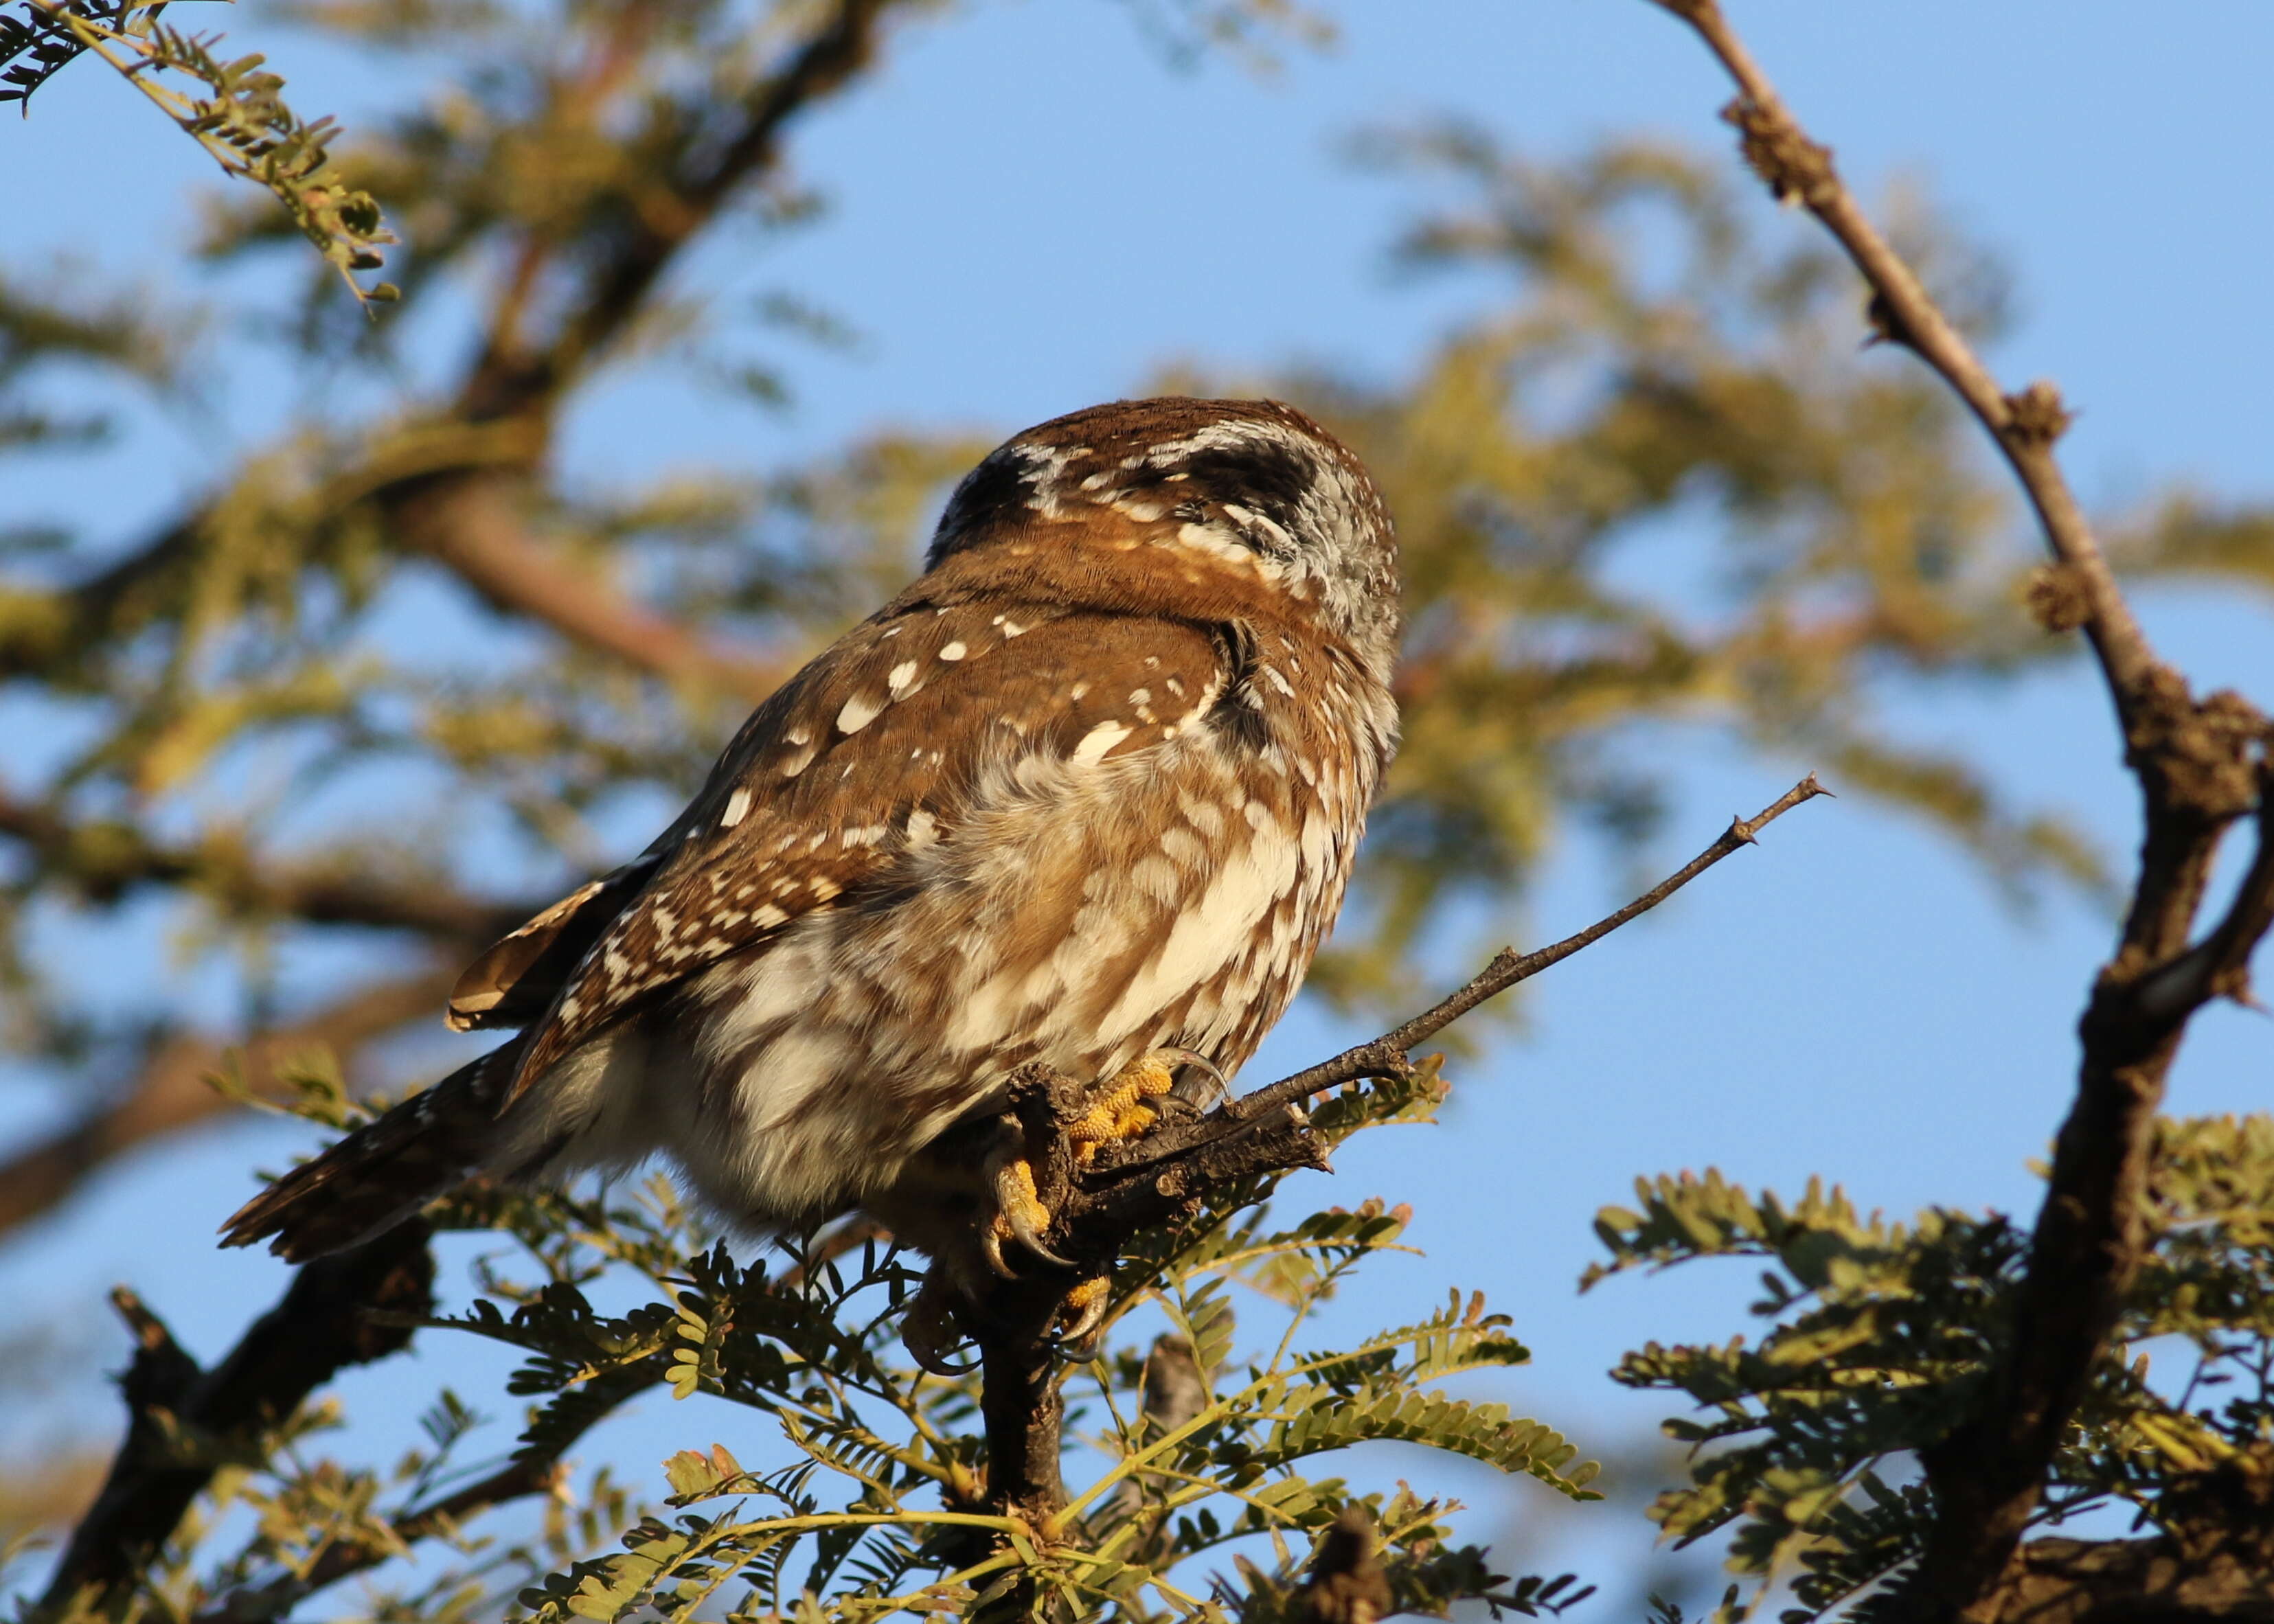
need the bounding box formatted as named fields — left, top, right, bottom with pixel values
left=218, top=1039, right=525, bottom=1263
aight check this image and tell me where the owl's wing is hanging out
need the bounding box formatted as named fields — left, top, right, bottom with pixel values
left=447, top=857, right=664, bottom=1032
left=492, top=593, right=1240, bottom=1106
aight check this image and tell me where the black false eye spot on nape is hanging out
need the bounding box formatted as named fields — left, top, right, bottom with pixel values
left=1174, top=442, right=1315, bottom=554
left=927, top=453, right=1035, bottom=563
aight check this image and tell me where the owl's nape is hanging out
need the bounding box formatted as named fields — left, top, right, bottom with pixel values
left=218, top=396, right=1400, bottom=1357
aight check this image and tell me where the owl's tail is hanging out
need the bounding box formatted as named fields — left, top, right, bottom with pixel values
left=218, top=1036, right=527, bottom=1263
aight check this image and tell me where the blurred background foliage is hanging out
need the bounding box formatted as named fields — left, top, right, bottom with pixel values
left=3, top=0, right=2273, bottom=1615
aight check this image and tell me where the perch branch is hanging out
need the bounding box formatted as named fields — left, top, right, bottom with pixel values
left=0, top=969, right=453, bottom=1239
left=1224, top=773, right=1830, bottom=1125
left=1648, top=4, right=2274, bottom=1614
left=961, top=781, right=1829, bottom=1527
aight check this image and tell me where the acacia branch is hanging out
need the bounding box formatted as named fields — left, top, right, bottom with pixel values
left=0, top=784, right=521, bottom=940
left=1223, top=773, right=1830, bottom=1126
left=185, top=1422, right=604, bottom=1624
left=389, top=474, right=784, bottom=702
left=1648, top=5, right=2274, bottom=1614
left=1648, top=0, right=2150, bottom=713
left=0, top=968, right=453, bottom=1238
left=34, top=1223, right=434, bottom=1621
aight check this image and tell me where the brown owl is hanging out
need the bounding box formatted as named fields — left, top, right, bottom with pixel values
left=220, top=397, right=1401, bottom=1324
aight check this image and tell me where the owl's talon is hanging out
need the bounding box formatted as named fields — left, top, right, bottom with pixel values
left=1153, top=1047, right=1229, bottom=1110
left=1051, top=1275, right=1113, bottom=1356
left=983, top=1139, right=1073, bottom=1271
left=902, top=1264, right=979, bottom=1375
left=995, top=1178, right=1073, bottom=1270
left=977, top=1219, right=1015, bottom=1281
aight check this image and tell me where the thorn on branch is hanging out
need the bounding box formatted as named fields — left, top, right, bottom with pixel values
left=2001, top=380, right=2076, bottom=446
left=1862, top=289, right=1920, bottom=353
left=1720, top=95, right=1836, bottom=208
left=2025, top=562, right=2093, bottom=634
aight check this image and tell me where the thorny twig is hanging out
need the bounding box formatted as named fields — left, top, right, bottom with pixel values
left=1647, top=3, right=2274, bottom=1616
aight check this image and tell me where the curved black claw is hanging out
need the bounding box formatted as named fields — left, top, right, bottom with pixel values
left=1050, top=1277, right=1114, bottom=1360
left=982, top=1135, right=1074, bottom=1271
left=902, top=1266, right=981, bottom=1375
left=1156, top=1047, right=1230, bottom=1110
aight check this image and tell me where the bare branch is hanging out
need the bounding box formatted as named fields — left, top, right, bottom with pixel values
left=1646, top=5, right=2274, bottom=1614
left=34, top=1222, right=434, bottom=1620
left=1646, top=0, right=2152, bottom=713
left=0, top=969, right=452, bottom=1238
left=1221, top=773, right=1830, bottom=1128
left=2136, top=755, right=2274, bottom=1020
left=391, top=474, right=785, bottom=702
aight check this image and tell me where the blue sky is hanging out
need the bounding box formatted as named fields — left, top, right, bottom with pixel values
left=3, top=0, right=2272, bottom=1609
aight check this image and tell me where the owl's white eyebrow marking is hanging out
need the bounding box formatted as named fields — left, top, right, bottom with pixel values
left=938, top=641, right=968, bottom=661
left=721, top=787, right=753, bottom=827
left=1072, top=720, right=1133, bottom=762
left=836, top=694, right=883, bottom=733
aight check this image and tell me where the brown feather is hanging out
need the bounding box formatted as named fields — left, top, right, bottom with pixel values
left=446, top=858, right=660, bottom=1031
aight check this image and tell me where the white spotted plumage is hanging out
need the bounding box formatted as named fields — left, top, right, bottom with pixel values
left=220, top=397, right=1400, bottom=1266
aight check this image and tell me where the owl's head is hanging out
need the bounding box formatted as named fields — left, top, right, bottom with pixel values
left=929, top=397, right=1402, bottom=683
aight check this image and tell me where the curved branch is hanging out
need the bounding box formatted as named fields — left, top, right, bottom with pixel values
left=33, top=1222, right=434, bottom=1621
left=1648, top=0, right=2152, bottom=713
left=1646, top=5, right=2274, bottom=1616
left=0, top=784, right=522, bottom=940
left=0, top=968, right=453, bottom=1239
left=389, top=474, right=786, bottom=702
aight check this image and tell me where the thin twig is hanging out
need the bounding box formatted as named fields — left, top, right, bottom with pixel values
left=1647, top=0, right=2153, bottom=715
left=1227, top=773, right=1830, bottom=1124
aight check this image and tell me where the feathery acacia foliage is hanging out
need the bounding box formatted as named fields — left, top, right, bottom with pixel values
left=1595, top=1116, right=2274, bottom=1620
left=25, top=1062, right=1598, bottom=1621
